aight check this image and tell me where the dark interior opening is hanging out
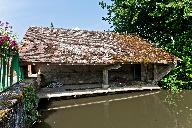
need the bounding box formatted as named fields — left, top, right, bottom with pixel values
left=22, top=65, right=28, bottom=78
left=31, top=65, right=37, bottom=74
left=133, top=64, right=141, bottom=81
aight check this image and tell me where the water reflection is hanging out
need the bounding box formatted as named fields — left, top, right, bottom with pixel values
left=160, top=91, right=192, bottom=128
left=34, top=91, right=192, bottom=128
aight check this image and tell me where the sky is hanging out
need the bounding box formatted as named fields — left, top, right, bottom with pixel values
left=0, top=0, right=111, bottom=41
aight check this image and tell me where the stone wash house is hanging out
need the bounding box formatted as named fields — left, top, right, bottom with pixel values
left=19, top=27, right=179, bottom=89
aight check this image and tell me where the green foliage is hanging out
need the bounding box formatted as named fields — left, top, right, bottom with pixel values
left=100, top=0, right=192, bottom=90
left=23, top=86, right=39, bottom=127
left=0, top=21, right=18, bottom=52
left=162, top=56, right=192, bottom=90
left=161, top=30, right=192, bottom=90
left=0, top=21, right=22, bottom=92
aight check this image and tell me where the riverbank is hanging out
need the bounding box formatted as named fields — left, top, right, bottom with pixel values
left=0, top=79, right=38, bottom=128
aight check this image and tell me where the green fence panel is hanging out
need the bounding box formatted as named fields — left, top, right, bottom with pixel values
left=0, top=51, right=23, bottom=92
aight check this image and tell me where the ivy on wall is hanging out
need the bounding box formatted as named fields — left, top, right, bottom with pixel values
left=23, top=85, right=39, bottom=127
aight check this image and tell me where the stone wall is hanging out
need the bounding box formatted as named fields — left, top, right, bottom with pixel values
left=141, top=64, right=154, bottom=82
left=35, top=64, right=105, bottom=85
left=109, top=64, right=134, bottom=83
left=154, top=63, right=175, bottom=82
left=30, top=63, right=161, bottom=87
left=0, top=79, right=38, bottom=128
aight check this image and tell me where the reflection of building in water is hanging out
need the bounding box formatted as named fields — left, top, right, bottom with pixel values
left=104, top=100, right=109, bottom=119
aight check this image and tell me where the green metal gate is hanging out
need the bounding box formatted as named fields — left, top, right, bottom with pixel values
left=0, top=51, right=24, bottom=92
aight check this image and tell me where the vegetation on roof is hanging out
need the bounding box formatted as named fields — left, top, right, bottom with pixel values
left=100, top=0, right=192, bottom=91
left=19, top=27, right=178, bottom=64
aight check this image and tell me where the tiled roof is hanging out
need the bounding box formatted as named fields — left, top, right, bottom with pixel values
left=19, top=27, right=178, bottom=64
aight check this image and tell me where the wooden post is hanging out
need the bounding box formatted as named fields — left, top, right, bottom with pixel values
left=133, top=65, right=136, bottom=80
left=37, top=69, right=42, bottom=88
left=144, top=64, right=148, bottom=82
left=153, top=64, right=157, bottom=81
left=152, top=64, right=158, bottom=85
left=102, top=69, right=109, bottom=89
left=141, top=64, right=145, bottom=81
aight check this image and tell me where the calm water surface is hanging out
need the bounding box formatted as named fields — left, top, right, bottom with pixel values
left=35, top=90, right=192, bottom=128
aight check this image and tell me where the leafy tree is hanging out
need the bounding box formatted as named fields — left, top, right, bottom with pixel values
left=100, top=0, right=192, bottom=89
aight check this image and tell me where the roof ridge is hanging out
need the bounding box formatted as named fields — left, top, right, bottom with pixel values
left=28, top=26, right=114, bottom=34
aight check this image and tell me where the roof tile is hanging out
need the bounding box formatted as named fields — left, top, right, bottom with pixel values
left=19, top=27, right=178, bottom=64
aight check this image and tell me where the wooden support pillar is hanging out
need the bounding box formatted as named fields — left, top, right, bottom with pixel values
left=102, top=69, right=109, bottom=89
left=133, top=65, right=136, bottom=80
left=143, top=64, right=148, bottom=82
left=102, top=64, right=121, bottom=89
left=153, top=64, right=158, bottom=81
left=141, top=64, right=145, bottom=81
left=152, top=64, right=158, bottom=85
left=37, top=69, right=41, bottom=86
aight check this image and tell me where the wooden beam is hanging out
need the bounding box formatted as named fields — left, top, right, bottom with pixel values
left=106, top=64, right=121, bottom=70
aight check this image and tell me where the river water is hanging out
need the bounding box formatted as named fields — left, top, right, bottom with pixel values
left=34, top=90, right=192, bottom=128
